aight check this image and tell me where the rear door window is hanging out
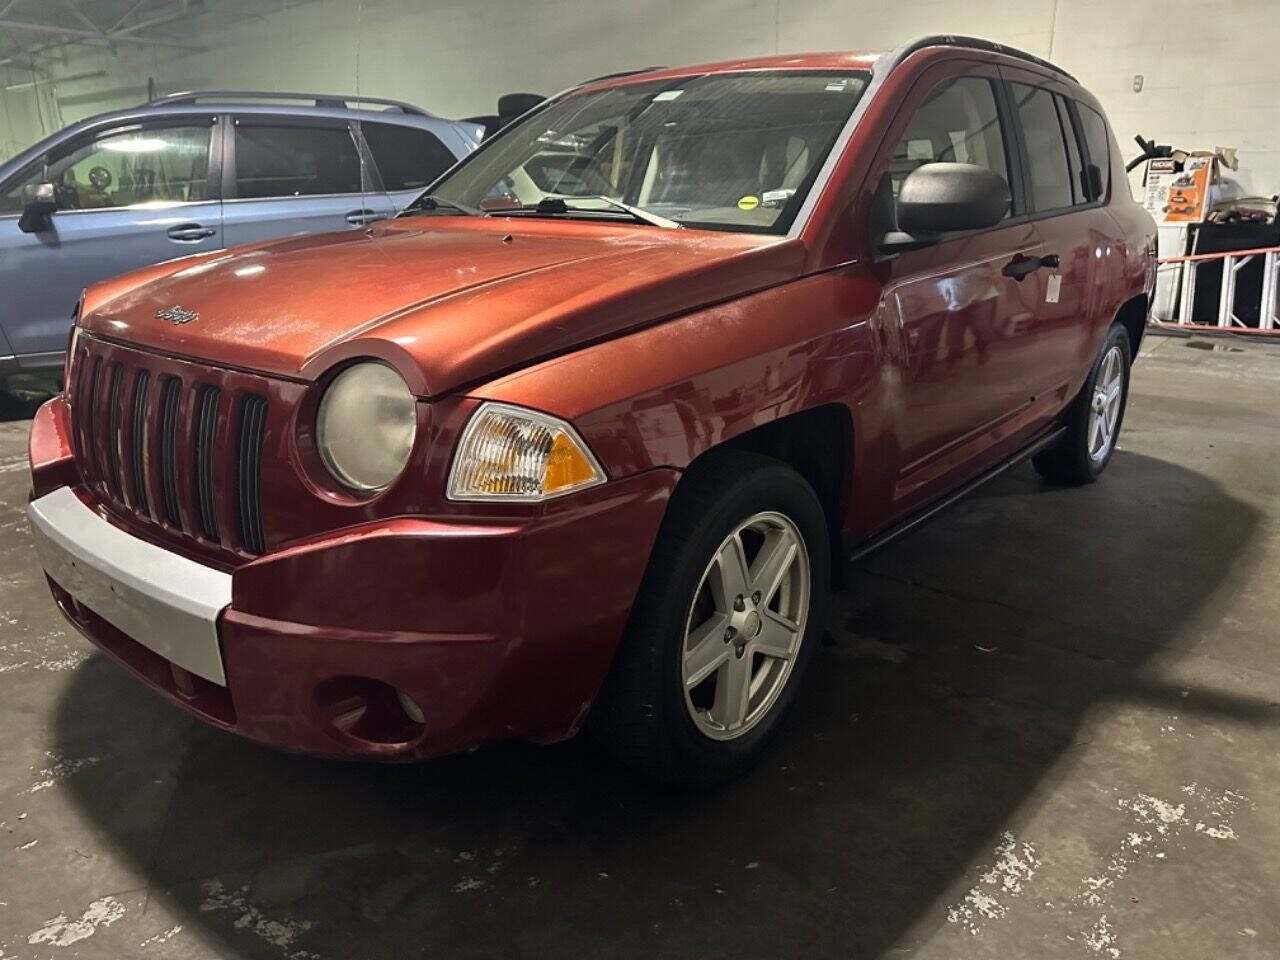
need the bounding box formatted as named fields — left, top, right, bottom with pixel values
left=361, top=123, right=457, bottom=192
left=233, top=122, right=362, bottom=199
left=1077, top=104, right=1112, bottom=201
left=888, top=76, right=1012, bottom=214
left=1011, top=83, right=1074, bottom=212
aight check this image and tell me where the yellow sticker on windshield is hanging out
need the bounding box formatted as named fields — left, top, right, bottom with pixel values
left=737, top=195, right=760, bottom=211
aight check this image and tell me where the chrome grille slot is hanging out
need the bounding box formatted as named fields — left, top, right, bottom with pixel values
left=84, top=355, right=102, bottom=485
left=236, top=395, right=268, bottom=554
left=194, top=386, right=220, bottom=541
left=131, top=370, right=150, bottom=516
left=158, top=376, right=183, bottom=529
left=107, top=364, right=123, bottom=496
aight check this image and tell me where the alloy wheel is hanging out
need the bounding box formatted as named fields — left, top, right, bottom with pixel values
left=681, top=511, right=810, bottom=741
left=1088, top=344, right=1125, bottom=462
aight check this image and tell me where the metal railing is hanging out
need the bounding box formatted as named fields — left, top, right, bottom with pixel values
left=1152, top=245, right=1280, bottom=334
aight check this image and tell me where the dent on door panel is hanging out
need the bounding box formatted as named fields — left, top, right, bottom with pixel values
left=875, top=227, right=1049, bottom=509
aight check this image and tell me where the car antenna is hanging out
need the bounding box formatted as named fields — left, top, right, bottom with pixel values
left=355, top=0, right=374, bottom=237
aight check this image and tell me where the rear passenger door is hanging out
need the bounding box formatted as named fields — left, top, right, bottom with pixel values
left=1002, top=68, right=1111, bottom=401
left=359, top=121, right=463, bottom=212
left=220, top=116, right=394, bottom=246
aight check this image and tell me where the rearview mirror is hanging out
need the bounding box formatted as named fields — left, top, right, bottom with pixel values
left=18, top=182, right=57, bottom=234
left=881, top=163, right=1010, bottom=253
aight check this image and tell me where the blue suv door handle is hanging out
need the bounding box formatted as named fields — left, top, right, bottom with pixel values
left=167, top=223, right=217, bottom=242
left=345, top=209, right=387, bottom=226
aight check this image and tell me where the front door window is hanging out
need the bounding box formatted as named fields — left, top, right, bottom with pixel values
left=888, top=76, right=1012, bottom=208
left=1, top=125, right=212, bottom=214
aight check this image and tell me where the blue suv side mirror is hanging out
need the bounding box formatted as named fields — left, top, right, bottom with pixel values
left=18, top=182, right=57, bottom=234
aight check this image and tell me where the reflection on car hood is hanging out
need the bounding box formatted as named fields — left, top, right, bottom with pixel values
left=81, top=217, right=803, bottom=395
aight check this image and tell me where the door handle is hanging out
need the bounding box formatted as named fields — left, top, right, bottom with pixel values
left=345, top=209, right=386, bottom=226
left=167, top=224, right=216, bottom=242
left=1002, top=252, right=1057, bottom=281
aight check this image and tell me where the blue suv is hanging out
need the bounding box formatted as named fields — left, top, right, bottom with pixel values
left=0, top=91, right=480, bottom=387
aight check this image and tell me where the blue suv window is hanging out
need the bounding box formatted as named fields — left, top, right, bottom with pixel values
left=1, top=124, right=211, bottom=214
left=234, top=123, right=362, bottom=199
left=362, top=123, right=456, bottom=192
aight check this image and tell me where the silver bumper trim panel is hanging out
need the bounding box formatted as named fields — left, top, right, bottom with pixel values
left=27, top=487, right=231, bottom=685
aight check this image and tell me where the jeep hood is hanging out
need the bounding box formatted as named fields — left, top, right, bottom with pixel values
left=81, top=217, right=803, bottom=396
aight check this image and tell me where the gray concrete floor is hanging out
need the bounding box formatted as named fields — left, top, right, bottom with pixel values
left=1, top=333, right=1278, bottom=960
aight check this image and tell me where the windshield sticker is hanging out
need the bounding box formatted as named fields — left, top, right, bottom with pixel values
left=762, top=189, right=794, bottom=207
left=737, top=195, right=760, bottom=211
left=653, top=90, right=684, bottom=101
left=824, top=80, right=849, bottom=92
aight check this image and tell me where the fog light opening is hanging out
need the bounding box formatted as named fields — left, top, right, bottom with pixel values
left=396, top=688, right=425, bottom=725
left=314, top=677, right=426, bottom=746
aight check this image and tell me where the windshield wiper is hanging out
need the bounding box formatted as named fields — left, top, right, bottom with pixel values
left=585, top=196, right=683, bottom=229
left=403, top=195, right=487, bottom=217
left=503, top=196, right=682, bottom=229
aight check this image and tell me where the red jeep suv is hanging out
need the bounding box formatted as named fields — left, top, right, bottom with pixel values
left=27, top=36, right=1156, bottom=784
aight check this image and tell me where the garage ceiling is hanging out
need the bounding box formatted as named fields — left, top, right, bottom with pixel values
left=0, top=0, right=210, bottom=72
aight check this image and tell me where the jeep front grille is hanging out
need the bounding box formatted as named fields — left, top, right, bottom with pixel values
left=69, top=336, right=274, bottom=559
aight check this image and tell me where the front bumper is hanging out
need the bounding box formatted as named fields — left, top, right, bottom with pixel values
left=29, top=395, right=677, bottom=760
left=29, top=486, right=231, bottom=685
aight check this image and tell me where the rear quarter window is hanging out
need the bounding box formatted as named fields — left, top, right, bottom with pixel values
left=1077, top=104, right=1112, bottom=201
left=362, top=123, right=458, bottom=192
left=1053, top=94, right=1088, bottom=205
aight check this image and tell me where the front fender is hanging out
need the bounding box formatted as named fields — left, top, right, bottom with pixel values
left=470, top=270, right=881, bottom=479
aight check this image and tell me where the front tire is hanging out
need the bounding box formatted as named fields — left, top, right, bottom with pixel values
left=1033, top=324, right=1132, bottom=485
left=590, top=450, right=830, bottom=786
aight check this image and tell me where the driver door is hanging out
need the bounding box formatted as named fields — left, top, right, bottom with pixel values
left=869, top=64, right=1050, bottom=516
left=0, top=116, right=222, bottom=365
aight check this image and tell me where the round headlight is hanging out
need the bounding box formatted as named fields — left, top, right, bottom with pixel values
left=316, top=362, right=417, bottom=492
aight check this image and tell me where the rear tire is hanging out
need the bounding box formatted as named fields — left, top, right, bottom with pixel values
left=590, top=450, right=830, bottom=786
left=1033, top=324, right=1132, bottom=485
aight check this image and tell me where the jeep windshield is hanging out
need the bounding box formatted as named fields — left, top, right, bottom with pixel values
left=417, top=70, right=869, bottom=235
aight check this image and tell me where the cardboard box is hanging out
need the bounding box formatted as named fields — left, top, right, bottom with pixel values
left=1143, top=156, right=1215, bottom=224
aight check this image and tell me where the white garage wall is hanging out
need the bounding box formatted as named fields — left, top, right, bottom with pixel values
left=0, top=83, right=62, bottom=162
left=3, top=0, right=1279, bottom=194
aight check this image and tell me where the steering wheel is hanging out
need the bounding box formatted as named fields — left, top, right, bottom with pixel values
left=88, top=165, right=113, bottom=190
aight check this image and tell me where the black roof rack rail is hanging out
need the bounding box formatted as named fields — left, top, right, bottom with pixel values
left=145, top=90, right=434, bottom=116
left=579, top=66, right=665, bottom=86
left=880, top=35, right=1075, bottom=81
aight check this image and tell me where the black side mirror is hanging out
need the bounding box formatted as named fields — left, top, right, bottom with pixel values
left=18, top=182, right=57, bottom=234
left=880, top=162, right=1010, bottom=253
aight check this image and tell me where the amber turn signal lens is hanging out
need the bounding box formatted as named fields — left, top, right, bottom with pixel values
left=544, top=432, right=600, bottom=492
left=447, top=402, right=606, bottom=502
